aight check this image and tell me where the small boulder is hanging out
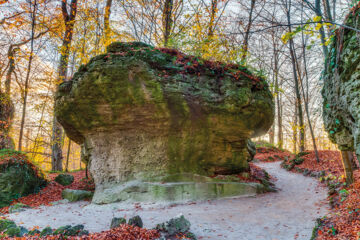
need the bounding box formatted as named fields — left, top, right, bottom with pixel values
left=0, top=150, right=47, bottom=208
left=110, top=217, right=126, bottom=229
left=19, top=226, right=28, bottom=237
left=61, top=189, right=93, bottom=202
left=28, top=229, right=41, bottom=236
left=293, top=157, right=304, bottom=165
left=156, top=215, right=191, bottom=236
left=78, top=229, right=89, bottom=236
left=4, top=226, right=21, bottom=237
left=40, top=226, right=53, bottom=237
left=9, top=203, right=31, bottom=213
left=0, top=219, right=16, bottom=232
left=128, top=215, right=143, bottom=228
left=67, top=225, right=85, bottom=236
left=50, top=199, right=69, bottom=206
left=303, top=169, right=311, bottom=176
left=55, top=174, right=74, bottom=186
left=51, top=225, right=86, bottom=236
left=53, top=225, right=72, bottom=235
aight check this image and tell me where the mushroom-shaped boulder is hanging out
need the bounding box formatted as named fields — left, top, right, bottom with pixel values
left=55, top=42, right=274, bottom=204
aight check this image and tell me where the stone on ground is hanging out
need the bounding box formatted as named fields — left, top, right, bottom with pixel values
left=156, top=215, right=191, bottom=236
left=128, top=215, right=143, bottom=228
left=61, top=189, right=93, bottom=202
left=55, top=173, right=74, bottom=186
left=0, top=150, right=47, bottom=208
left=9, top=203, right=31, bottom=213
left=110, top=217, right=126, bottom=229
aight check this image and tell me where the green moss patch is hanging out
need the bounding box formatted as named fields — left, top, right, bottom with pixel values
left=0, top=149, right=47, bottom=208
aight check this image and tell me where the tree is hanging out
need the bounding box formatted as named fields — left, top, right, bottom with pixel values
left=283, top=0, right=305, bottom=152
left=51, top=0, right=78, bottom=171
left=163, top=0, right=174, bottom=46
left=18, top=0, right=37, bottom=151
left=104, top=0, right=113, bottom=42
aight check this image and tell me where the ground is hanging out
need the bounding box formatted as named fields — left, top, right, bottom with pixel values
left=0, top=170, right=94, bottom=215
left=3, top=161, right=328, bottom=240
left=281, top=150, right=360, bottom=240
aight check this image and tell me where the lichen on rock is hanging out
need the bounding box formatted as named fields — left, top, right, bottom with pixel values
left=322, top=4, right=360, bottom=159
left=55, top=42, right=274, bottom=204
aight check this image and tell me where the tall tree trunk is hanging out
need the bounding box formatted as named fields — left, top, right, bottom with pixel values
left=51, top=0, right=78, bottom=171
left=241, top=0, right=256, bottom=62
left=208, top=0, right=218, bottom=37
left=277, top=95, right=283, bottom=148
left=299, top=4, right=320, bottom=162
left=18, top=0, right=37, bottom=151
left=285, top=1, right=305, bottom=152
left=5, top=46, right=17, bottom=95
left=163, top=0, right=174, bottom=46
left=293, top=102, right=298, bottom=153
left=65, top=139, right=71, bottom=172
left=269, top=124, right=275, bottom=145
left=350, top=152, right=358, bottom=169
left=104, top=0, right=113, bottom=42
left=272, top=35, right=283, bottom=149
left=341, top=150, right=354, bottom=184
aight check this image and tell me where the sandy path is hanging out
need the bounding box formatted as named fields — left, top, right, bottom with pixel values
left=6, top=162, right=329, bottom=240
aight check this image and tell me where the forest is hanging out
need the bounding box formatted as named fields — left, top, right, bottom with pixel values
left=0, top=0, right=360, bottom=239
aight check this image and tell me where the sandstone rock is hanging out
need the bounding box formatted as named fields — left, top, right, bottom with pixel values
left=4, top=226, right=21, bottom=237
left=0, top=219, right=16, bottom=232
left=247, top=139, right=256, bottom=161
left=128, top=215, right=143, bottom=228
left=9, top=203, right=31, bottom=213
left=53, top=224, right=86, bottom=236
left=28, top=229, right=41, bottom=236
left=55, top=174, right=74, bottom=186
left=156, top=215, right=191, bottom=235
left=110, top=217, right=126, bottom=229
left=0, top=150, right=47, bottom=208
left=40, top=227, right=53, bottom=237
left=322, top=4, right=360, bottom=159
left=55, top=42, right=274, bottom=204
left=61, top=189, right=93, bottom=202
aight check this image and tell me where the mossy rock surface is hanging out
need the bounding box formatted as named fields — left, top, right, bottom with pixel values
left=61, top=189, right=93, bottom=202
left=8, top=203, right=31, bottom=213
left=0, top=219, right=16, bottom=232
left=55, top=173, right=74, bottom=186
left=0, top=149, right=47, bottom=208
left=55, top=42, right=274, bottom=204
left=110, top=217, right=126, bottom=229
left=322, top=4, right=360, bottom=160
left=128, top=215, right=143, bottom=228
left=156, top=215, right=195, bottom=239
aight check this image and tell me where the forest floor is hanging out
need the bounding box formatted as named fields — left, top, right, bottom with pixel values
left=3, top=158, right=329, bottom=240
left=278, top=149, right=360, bottom=240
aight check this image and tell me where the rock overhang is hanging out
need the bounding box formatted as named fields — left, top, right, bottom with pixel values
left=55, top=41, right=274, bottom=204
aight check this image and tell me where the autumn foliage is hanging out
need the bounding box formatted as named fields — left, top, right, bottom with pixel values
left=0, top=170, right=93, bottom=215
left=3, top=225, right=160, bottom=240
left=259, top=147, right=360, bottom=240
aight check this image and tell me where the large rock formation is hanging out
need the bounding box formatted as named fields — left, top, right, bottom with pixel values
left=0, top=92, right=15, bottom=150
left=322, top=4, right=360, bottom=159
left=55, top=42, right=274, bottom=204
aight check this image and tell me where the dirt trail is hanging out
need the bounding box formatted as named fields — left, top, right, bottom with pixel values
left=7, top=162, right=329, bottom=240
